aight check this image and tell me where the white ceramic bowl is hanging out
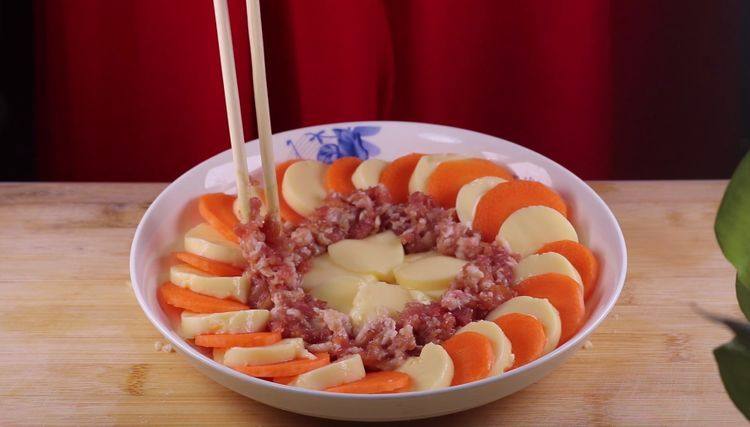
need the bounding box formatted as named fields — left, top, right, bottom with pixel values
left=130, top=121, right=626, bottom=421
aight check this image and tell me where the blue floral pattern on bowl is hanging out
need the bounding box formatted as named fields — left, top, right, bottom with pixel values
left=285, top=126, right=381, bottom=164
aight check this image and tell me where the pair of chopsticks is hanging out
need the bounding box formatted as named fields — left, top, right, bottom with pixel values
left=212, top=0, right=280, bottom=224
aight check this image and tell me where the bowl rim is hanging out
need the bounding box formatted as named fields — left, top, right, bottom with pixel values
left=130, top=120, right=627, bottom=400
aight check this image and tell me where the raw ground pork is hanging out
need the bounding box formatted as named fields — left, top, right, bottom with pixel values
left=237, top=185, right=517, bottom=370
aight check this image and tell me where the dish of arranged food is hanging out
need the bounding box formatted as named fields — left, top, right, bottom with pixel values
left=131, top=121, right=626, bottom=420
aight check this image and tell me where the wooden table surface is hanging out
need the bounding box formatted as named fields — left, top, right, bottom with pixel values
left=0, top=181, right=745, bottom=425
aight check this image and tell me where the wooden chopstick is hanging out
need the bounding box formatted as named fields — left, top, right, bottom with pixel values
left=212, top=0, right=252, bottom=223
left=212, top=0, right=281, bottom=224
left=246, top=0, right=281, bottom=223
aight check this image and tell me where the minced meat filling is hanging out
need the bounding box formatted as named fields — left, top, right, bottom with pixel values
left=237, top=185, right=517, bottom=370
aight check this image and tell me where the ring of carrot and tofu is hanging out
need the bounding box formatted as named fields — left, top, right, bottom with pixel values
left=157, top=152, right=599, bottom=393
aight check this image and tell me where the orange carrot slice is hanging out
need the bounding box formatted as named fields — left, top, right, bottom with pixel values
left=326, top=371, right=411, bottom=394
left=157, top=281, right=183, bottom=326
left=442, top=331, right=494, bottom=386
left=198, top=193, right=240, bottom=243
left=381, top=385, right=410, bottom=393
left=234, top=353, right=330, bottom=378
left=276, top=159, right=306, bottom=224
left=426, top=158, right=514, bottom=208
left=173, top=252, right=245, bottom=277
left=493, top=313, right=546, bottom=369
left=536, top=240, right=599, bottom=300
left=158, top=282, right=250, bottom=313
left=515, top=273, right=585, bottom=343
left=272, top=375, right=297, bottom=385
left=195, top=332, right=282, bottom=348
left=473, top=180, right=568, bottom=241
left=325, top=157, right=362, bottom=195
left=379, top=153, right=424, bottom=203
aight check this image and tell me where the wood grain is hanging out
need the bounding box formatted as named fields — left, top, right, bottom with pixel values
left=0, top=181, right=744, bottom=425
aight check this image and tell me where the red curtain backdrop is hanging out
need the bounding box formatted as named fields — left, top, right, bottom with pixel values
left=33, top=0, right=742, bottom=181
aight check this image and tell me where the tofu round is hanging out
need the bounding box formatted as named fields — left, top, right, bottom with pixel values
left=513, top=252, right=583, bottom=291
left=184, top=223, right=245, bottom=267
left=281, top=160, right=328, bottom=216
left=170, top=264, right=249, bottom=303
left=396, top=343, right=454, bottom=391
left=223, top=338, right=313, bottom=367
left=351, top=158, right=389, bottom=190
left=455, top=176, right=507, bottom=226
left=408, top=153, right=465, bottom=194
left=179, top=309, right=270, bottom=339
left=291, top=354, right=366, bottom=390
left=402, top=251, right=439, bottom=264
left=349, top=281, right=414, bottom=328
left=394, top=254, right=467, bottom=291
left=497, top=205, right=578, bottom=257
left=457, top=320, right=514, bottom=375
left=328, top=231, right=405, bottom=282
left=486, top=296, right=561, bottom=354
left=301, top=254, right=376, bottom=290
left=310, top=275, right=368, bottom=313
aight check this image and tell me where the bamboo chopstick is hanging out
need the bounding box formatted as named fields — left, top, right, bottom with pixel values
left=212, top=0, right=252, bottom=223
left=246, top=0, right=281, bottom=223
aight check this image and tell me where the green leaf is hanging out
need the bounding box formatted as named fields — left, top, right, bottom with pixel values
left=713, top=149, right=750, bottom=420
left=715, top=151, right=750, bottom=285
left=738, top=279, right=750, bottom=323
left=714, top=338, right=750, bottom=420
